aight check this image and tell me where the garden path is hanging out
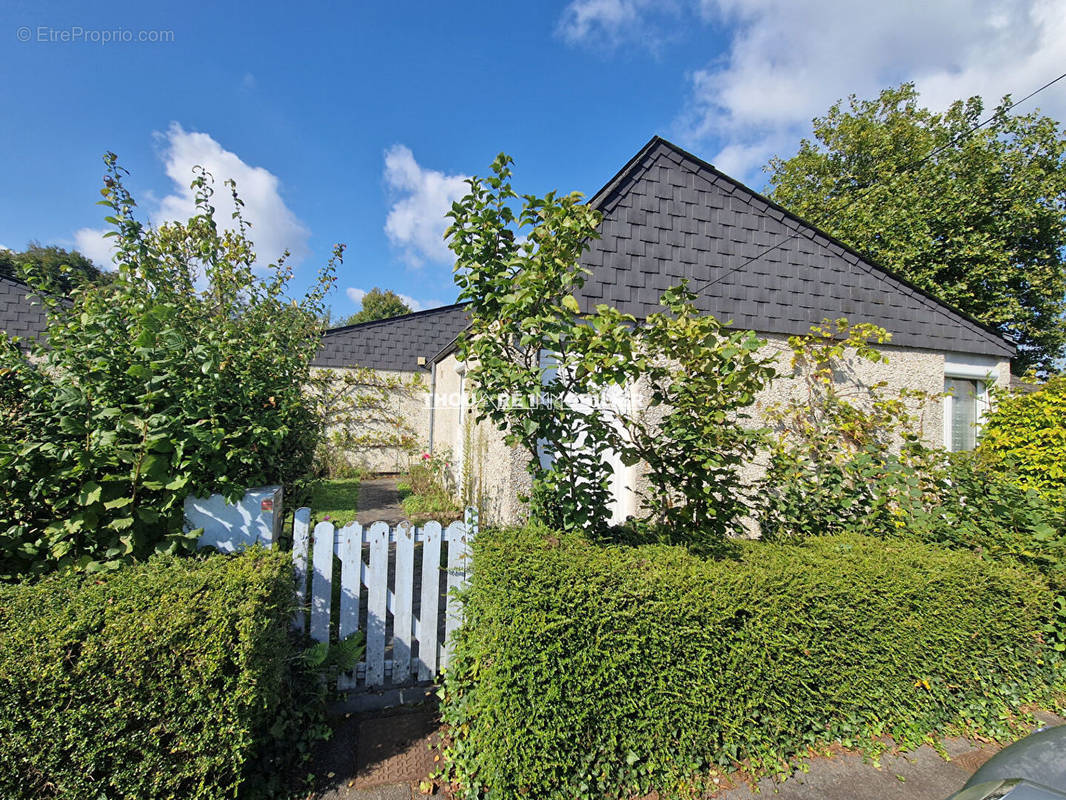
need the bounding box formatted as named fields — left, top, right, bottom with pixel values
left=356, top=477, right=406, bottom=526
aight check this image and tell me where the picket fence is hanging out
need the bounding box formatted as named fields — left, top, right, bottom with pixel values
left=291, top=507, right=476, bottom=692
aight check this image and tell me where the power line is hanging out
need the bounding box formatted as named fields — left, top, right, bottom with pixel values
left=692, top=69, right=1066, bottom=298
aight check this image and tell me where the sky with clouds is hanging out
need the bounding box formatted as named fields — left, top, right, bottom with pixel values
left=2, top=0, right=1064, bottom=317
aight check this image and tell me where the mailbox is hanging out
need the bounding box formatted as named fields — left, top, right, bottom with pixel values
left=184, top=485, right=284, bottom=553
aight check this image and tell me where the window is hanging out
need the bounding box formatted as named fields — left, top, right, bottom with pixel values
left=942, top=356, right=998, bottom=453
left=944, top=377, right=981, bottom=452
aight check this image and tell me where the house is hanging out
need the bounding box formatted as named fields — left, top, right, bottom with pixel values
left=313, top=304, right=470, bottom=473
left=317, top=137, right=1018, bottom=523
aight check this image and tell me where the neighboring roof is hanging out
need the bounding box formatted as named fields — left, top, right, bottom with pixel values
left=1009, top=375, right=1042, bottom=394
left=314, top=303, right=470, bottom=371
left=577, top=137, right=1015, bottom=359
left=0, top=274, right=52, bottom=345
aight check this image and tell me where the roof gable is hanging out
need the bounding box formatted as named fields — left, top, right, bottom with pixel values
left=577, top=137, right=1015, bottom=359
left=314, top=303, right=470, bottom=371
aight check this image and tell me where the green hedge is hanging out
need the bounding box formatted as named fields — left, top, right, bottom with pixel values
left=0, top=549, right=309, bottom=800
left=441, top=527, right=1063, bottom=799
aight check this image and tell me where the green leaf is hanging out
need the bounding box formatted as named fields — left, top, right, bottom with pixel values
left=77, top=481, right=103, bottom=506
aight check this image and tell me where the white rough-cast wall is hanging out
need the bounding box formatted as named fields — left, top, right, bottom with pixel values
left=314, top=366, right=431, bottom=474
left=429, top=338, right=1010, bottom=528
left=621, top=336, right=1009, bottom=526
left=431, top=352, right=531, bottom=526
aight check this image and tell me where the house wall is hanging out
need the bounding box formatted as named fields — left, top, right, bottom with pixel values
left=431, top=352, right=531, bottom=526
left=429, top=338, right=1010, bottom=529
left=623, top=337, right=1009, bottom=526
left=315, top=366, right=431, bottom=474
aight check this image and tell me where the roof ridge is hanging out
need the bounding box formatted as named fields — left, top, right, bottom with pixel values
left=587, top=136, right=669, bottom=211
left=0, top=272, right=33, bottom=290
left=322, top=301, right=468, bottom=336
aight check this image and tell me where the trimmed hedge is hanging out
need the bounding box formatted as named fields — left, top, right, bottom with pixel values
left=441, top=527, right=1063, bottom=799
left=0, top=549, right=308, bottom=800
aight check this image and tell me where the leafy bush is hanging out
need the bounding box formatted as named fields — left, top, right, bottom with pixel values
left=448, top=152, right=616, bottom=532
left=440, top=527, right=1061, bottom=800
left=606, top=282, right=776, bottom=546
left=908, top=452, right=1066, bottom=585
left=0, top=548, right=325, bottom=800
left=979, top=375, right=1066, bottom=511
left=758, top=320, right=937, bottom=540
left=0, top=154, right=337, bottom=580
left=448, top=156, right=779, bottom=540
left=399, top=451, right=462, bottom=522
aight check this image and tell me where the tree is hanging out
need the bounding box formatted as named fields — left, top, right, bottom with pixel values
left=448, top=155, right=778, bottom=543
left=344, top=287, right=412, bottom=325
left=0, top=242, right=108, bottom=293
left=0, top=153, right=337, bottom=579
left=766, top=84, right=1066, bottom=374
left=447, top=153, right=619, bottom=532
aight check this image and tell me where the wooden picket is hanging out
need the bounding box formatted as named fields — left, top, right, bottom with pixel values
left=291, top=509, right=476, bottom=692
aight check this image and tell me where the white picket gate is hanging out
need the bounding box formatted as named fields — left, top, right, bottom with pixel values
left=290, top=507, right=476, bottom=691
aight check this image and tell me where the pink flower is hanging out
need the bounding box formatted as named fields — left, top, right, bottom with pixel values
left=422, top=453, right=431, bottom=460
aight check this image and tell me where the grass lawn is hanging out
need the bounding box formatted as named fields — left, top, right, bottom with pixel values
left=309, top=478, right=360, bottom=527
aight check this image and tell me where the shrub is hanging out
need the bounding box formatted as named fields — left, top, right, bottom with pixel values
left=908, top=452, right=1066, bottom=584
left=607, top=282, right=776, bottom=546
left=0, top=548, right=322, bottom=800
left=448, top=152, right=617, bottom=533
left=440, top=527, right=1061, bottom=799
left=0, top=155, right=338, bottom=580
left=757, top=320, right=938, bottom=540
left=979, top=375, right=1066, bottom=511
left=399, top=451, right=462, bottom=522
left=448, top=157, right=778, bottom=541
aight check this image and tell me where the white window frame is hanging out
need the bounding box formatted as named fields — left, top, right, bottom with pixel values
left=942, top=358, right=997, bottom=451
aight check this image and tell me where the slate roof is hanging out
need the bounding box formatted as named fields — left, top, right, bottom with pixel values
left=577, top=137, right=1015, bottom=358
left=0, top=274, right=52, bottom=345
left=314, top=303, right=470, bottom=371
left=316, top=136, right=1015, bottom=370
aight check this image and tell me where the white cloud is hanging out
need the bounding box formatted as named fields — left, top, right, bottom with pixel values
left=556, top=0, right=678, bottom=49
left=383, top=144, right=469, bottom=268
left=559, top=0, right=1066, bottom=179
left=678, top=0, right=1066, bottom=178
left=153, top=123, right=309, bottom=265
left=74, top=123, right=309, bottom=272
left=345, top=285, right=442, bottom=313
left=73, top=227, right=117, bottom=269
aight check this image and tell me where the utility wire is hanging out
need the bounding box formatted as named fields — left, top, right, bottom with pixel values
left=692, top=69, right=1066, bottom=297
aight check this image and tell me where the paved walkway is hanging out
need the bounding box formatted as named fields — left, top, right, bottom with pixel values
left=713, top=710, right=1063, bottom=800
left=356, top=477, right=406, bottom=526
left=310, top=708, right=1063, bottom=800
left=311, top=705, right=439, bottom=800
left=711, top=739, right=994, bottom=799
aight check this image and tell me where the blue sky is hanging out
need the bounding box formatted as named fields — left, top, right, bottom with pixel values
left=2, top=0, right=1064, bottom=319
